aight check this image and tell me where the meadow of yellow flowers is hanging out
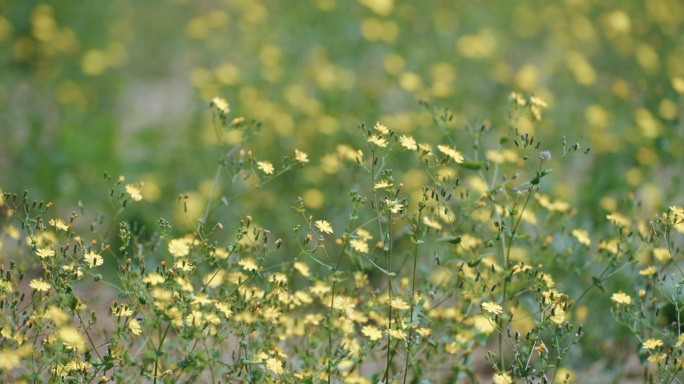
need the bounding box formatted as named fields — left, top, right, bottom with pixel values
left=1, top=0, right=684, bottom=383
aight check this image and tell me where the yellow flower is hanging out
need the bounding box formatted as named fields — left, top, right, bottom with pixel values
left=416, top=328, right=431, bottom=338
left=367, top=134, right=389, bottom=147
left=211, top=97, right=230, bottom=114
left=58, top=327, right=87, bottom=352
left=49, top=218, right=69, bottom=231
left=168, top=239, right=190, bottom=257
left=389, top=297, right=410, bottom=310
left=142, top=273, right=165, bottom=286
left=36, top=247, right=56, bottom=259
left=653, top=248, right=671, bottom=262
left=606, top=212, right=631, bottom=227
left=418, top=143, right=433, bottom=155
left=125, top=184, right=143, bottom=202
left=648, top=353, right=665, bottom=364
left=294, top=149, right=309, bottom=163
left=186, top=311, right=203, bottom=327
left=238, top=257, right=258, bottom=271
left=265, top=357, right=285, bottom=375
left=374, top=180, right=393, bottom=189
left=437, top=145, right=464, bottom=163
left=257, top=161, right=274, bottom=174
left=315, top=220, right=333, bottom=234
left=84, top=251, right=103, bottom=268
left=493, top=373, right=513, bottom=384
left=639, top=266, right=656, bottom=276
left=374, top=122, right=390, bottom=134
left=388, top=329, right=407, bottom=340
left=386, top=199, right=404, bottom=213
left=350, top=239, right=369, bottom=253
left=399, top=135, right=417, bottom=150
left=333, top=296, right=355, bottom=315
left=481, top=301, right=502, bottom=315
left=114, top=305, right=133, bottom=317
left=215, top=302, right=233, bottom=318
left=643, top=338, right=663, bottom=350
left=611, top=291, right=631, bottom=305
left=571, top=229, right=591, bottom=246
left=128, top=318, right=142, bottom=336
left=30, top=278, right=51, bottom=292
left=191, top=293, right=212, bottom=306
left=676, top=334, right=684, bottom=348
left=293, top=261, right=310, bottom=277
left=550, top=307, right=566, bottom=325
left=423, top=217, right=442, bottom=230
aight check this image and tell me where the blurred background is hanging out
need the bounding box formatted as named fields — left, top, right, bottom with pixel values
left=0, top=0, right=683, bottom=380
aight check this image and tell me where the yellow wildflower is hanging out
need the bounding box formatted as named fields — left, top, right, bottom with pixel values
left=399, top=135, right=417, bottom=150
left=315, top=220, right=333, bottom=234
left=49, top=218, right=69, bottom=231
left=257, top=161, right=274, bottom=174
left=481, top=301, right=502, bottom=315
left=29, top=278, right=51, bottom=292
left=611, top=291, right=631, bottom=305
left=84, top=251, right=103, bottom=268
left=125, top=184, right=143, bottom=202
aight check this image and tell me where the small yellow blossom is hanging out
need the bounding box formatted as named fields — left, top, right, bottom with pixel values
left=374, top=180, right=393, bottom=189
left=211, top=97, right=230, bottom=114
left=607, top=212, right=631, bottom=227
left=30, top=278, right=51, bottom=292
left=423, top=217, right=442, bottom=230
left=481, top=301, right=502, bottom=315
left=191, top=293, right=212, bottom=306
left=643, top=338, right=663, bottom=350
left=143, top=273, right=165, bottom=286
left=386, top=199, right=404, bottom=213
left=437, top=145, right=464, bottom=163
left=128, top=318, right=142, bottom=336
left=265, top=357, right=285, bottom=375
left=611, top=291, right=631, bottom=305
left=367, top=134, right=389, bottom=147
left=293, top=261, right=310, bottom=277
left=675, top=334, right=684, bottom=347
left=639, top=266, right=656, bottom=276
left=315, top=220, right=333, bottom=234
left=388, top=329, right=407, bottom=340
left=49, top=219, right=69, bottom=231
left=36, top=248, right=56, bottom=259
left=493, top=372, right=513, bottom=384
left=374, top=122, right=390, bottom=134
left=84, top=252, right=103, bottom=268
left=389, top=297, right=410, bottom=310
left=294, top=149, right=309, bottom=163
left=257, top=161, right=274, bottom=174
left=399, top=135, right=417, bottom=150
left=238, top=257, right=258, bottom=271
left=653, top=248, right=671, bottom=262
left=571, top=229, right=591, bottom=246
left=648, top=353, right=665, bottom=364
left=125, top=184, right=143, bottom=202
left=416, top=328, right=431, bottom=338
left=168, top=239, right=190, bottom=257
left=350, top=238, right=369, bottom=253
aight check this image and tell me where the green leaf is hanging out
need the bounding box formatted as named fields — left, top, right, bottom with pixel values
left=467, top=253, right=491, bottom=267
left=517, top=233, right=531, bottom=240
left=364, top=255, right=396, bottom=276
left=405, top=298, right=426, bottom=327
left=591, top=277, right=605, bottom=293
left=436, top=236, right=461, bottom=244
left=458, top=161, right=483, bottom=170
left=308, top=255, right=335, bottom=271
